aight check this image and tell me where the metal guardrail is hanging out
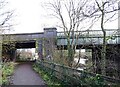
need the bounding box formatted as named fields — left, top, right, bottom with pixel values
left=57, top=29, right=120, bottom=45
left=57, top=29, right=119, bottom=37
left=36, top=60, right=120, bottom=85
left=57, top=36, right=120, bottom=45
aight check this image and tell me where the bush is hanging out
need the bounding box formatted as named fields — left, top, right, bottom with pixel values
left=84, top=74, right=107, bottom=87
left=1, top=62, right=15, bottom=85
left=33, top=63, right=62, bottom=87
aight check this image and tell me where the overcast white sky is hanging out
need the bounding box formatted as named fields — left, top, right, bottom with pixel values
left=7, top=0, right=118, bottom=34
left=7, top=0, right=56, bottom=33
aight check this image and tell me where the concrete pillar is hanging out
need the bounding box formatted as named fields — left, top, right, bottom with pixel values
left=92, top=45, right=120, bottom=78
left=106, top=45, right=120, bottom=78
left=106, top=45, right=115, bottom=77
left=12, top=49, right=17, bottom=62
left=38, top=40, right=43, bottom=60
left=92, top=46, right=102, bottom=74
left=2, top=43, right=16, bottom=62
left=44, top=28, right=57, bottom=38
left=117, top=45, right=120, bottom=79
left=43, top=28, right=57, bottom=57
left=8, top=48, right=16, bottom=61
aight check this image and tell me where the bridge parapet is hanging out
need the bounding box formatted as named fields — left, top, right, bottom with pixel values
left=1, top=33, right=44, bottom=42
left=57, top=29, right=118, bottom=38
left=1, top=28, right=57, bottom=42
left=1, top=28, right=120, bottom=46
left=57, top=36, right=120, bottom=45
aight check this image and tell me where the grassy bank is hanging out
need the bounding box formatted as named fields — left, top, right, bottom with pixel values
left=33, top=61, right=120, bottom=87
left=1, top=62, right=15, bottom=85
left=33, top=63, right=62, bottom=87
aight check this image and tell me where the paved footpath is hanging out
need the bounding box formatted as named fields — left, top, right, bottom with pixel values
left=11, top=62, right=47, bottom=86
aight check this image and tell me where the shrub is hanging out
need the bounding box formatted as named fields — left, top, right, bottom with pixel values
left=1, top=62, right=15, bottom=85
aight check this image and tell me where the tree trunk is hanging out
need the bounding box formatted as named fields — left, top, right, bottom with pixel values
left=67, top=37, right=74, bottom=67
left=101, top=32, right=106, bottom=75
left=101, top=10, right=106, bottom=75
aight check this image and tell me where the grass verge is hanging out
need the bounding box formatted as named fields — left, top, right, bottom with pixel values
left=33, top=63, right=63, bottom=87
left=1, top=62, right=15, bottom=85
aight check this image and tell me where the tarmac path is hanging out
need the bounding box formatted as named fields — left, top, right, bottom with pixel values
left=11, top=62, right=47, bottom=86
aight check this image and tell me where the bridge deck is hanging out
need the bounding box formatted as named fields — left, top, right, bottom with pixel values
left=57, top=29, right=120, bottom=45
left=1, top=29, right=120, bottom=45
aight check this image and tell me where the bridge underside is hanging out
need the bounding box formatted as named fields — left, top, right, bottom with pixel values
left=15, top=41, right=36, bottom=48
left=2, top=41, right=36, bottom=62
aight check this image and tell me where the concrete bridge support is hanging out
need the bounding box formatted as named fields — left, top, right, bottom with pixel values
left=43, top=28, right=57, bottom=59
left=2, top=44, right=16, bottom=62
left=92, top=45, right=120, bottom=78
left=10, top=48, right=16, bottom=61
left=106, top=45, right=120, bottom=79
left=37, top=40, right=43, bottom=60
left=118, top=46, right=120, bottom=79
left=2, top=28, right=57, bottom=61
left=92, top=47, right=102, bottom=74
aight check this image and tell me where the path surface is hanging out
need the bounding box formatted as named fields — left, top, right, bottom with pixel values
left=11, top=62, right=46, bottom=86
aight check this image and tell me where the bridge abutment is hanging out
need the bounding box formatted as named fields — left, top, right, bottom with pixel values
left=37, top=40, right=43, bottom=60
left=92, top=45, right=120, bottom=78
left=105, top=45, right=120, bottom=78
left=43, top=28, right=57, bottom=59
left=92, top=46, right=102, bottom=74
left=2, top=44, right=16, bottom=62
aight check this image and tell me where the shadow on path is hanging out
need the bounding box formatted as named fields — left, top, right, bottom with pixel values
left=11, top=62, right=47, bottom=86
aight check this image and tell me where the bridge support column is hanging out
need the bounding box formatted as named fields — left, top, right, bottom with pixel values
left=106, top=45, right=120, bottom=78
left=92, top=45, right=120, bottom=78
left=43, top=28, right=57, bottom=60
left=13, top=49, right=17, bottom=62
left=117, top=45, right=120, bottom=79
left=92, top=47, right=102, bottom=74
left=118, top=45, right=120, bottom=79
left=9, top=49, right=16, bottom=61
left=37, top=40, right=43, bottom=60
left=2, top=44, right=16, bottom=62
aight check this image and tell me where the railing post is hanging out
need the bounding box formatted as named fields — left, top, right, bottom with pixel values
left=50, top=63, right=55, bottom=81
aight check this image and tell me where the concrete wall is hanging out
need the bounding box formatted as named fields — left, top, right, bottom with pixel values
left=43, top=28, right=57, bottom=57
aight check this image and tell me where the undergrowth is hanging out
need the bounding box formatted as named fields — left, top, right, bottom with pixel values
left=33, top=63, right=62, bottom=87
left=1, top=62, right=15, bottom=85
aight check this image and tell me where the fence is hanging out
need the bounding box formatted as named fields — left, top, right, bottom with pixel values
left=36, top=60, right=120, bottom=85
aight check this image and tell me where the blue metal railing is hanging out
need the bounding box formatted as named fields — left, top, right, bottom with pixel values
left=57, top=29, right=119, bottom=37
left=57, top=29, right=120, bottom=45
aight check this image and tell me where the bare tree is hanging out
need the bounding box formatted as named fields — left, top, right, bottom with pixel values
left=0, top=0, right=14, bottom=62
left=45, top=0, right=90, bottom=67
left=83, top=0, right=120, bottom=75
left=0, top=0, right=14, bottom=33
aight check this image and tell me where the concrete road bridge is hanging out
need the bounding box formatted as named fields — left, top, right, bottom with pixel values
left=1, top=27, right=120, bottom=58
left=2, top=28, right=120, bottom=45
left=1, top=28, right=120, bottom=77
